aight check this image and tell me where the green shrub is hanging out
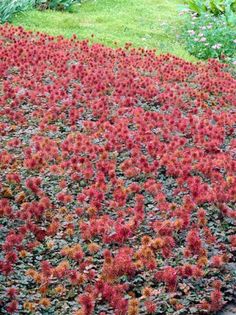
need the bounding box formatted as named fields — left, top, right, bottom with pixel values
left=182, top=0, right=208, bottom=15
left=180, top=0, right=236, bottom=25
left=0, top=0, right=34, bottom=23
left=181, top=13, right=236, bottom=64
left=36, top=0, right=81, bottom=12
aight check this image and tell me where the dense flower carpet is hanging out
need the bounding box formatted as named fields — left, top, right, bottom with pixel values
left=0, top=24, right=236, bottom=314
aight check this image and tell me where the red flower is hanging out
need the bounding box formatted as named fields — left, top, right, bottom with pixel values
left=156, top=266, right=178, bottom=292
left=6, top=300, right=18, bottom=313
left=229, top=235, right=236, bottom=248
left=210, top=255, right=224, bottom=268
left=78, top=293, right=95, bottom=315
left=210, top=289, right=223, bottom=311
left=6, top=287, right=18, bottom=298
left=144, top=301, right=157, bottom=314
left=186, top=229, right=202, bottom=255
left=41, top=260, right=52, bottom=277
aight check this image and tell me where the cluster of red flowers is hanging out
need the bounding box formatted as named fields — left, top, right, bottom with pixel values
left=0, top=24, right=235, bottom=314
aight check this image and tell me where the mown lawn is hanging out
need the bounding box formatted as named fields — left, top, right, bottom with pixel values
left=12, top=0, right=197, bottom=61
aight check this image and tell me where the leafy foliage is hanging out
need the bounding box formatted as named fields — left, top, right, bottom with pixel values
left=36, top=0, right=81, bottom=11
left=181, top=13, right=236, bottom=63
left=181, top=0, right=236, bottom=24
left=0, top=24, right=235, bottom=314
left=0, top=0, right=34, bottom=23
left=0, top=0, right=81, bottom=22
left=183, top=0, right=208, bottom=15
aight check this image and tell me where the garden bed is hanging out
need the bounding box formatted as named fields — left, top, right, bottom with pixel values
left=0, top=24, right=236, bottom=314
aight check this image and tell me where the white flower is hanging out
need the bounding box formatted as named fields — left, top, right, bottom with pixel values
left=179, top=9, right=190, bottom=16
left=212, top=44, right=222, bottom=49
left=233, top=39, right=236, bottom=44
left=187, top=30, right=195, bottom=36
left=200, top=37, right=207, bottom=42
left=232, top=60, right=236, bottom=65
left=198, top=33, right=204, bottom=37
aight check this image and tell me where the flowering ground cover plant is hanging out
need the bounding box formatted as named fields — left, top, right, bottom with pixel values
left=0, top=24, right=236, bottom=314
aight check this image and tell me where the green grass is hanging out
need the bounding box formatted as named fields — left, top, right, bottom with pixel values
left=12, top=0, right=197, bottom=62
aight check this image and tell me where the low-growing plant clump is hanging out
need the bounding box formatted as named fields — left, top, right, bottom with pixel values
left=0, top=0, right=80, bottom=24
left=181, top=12, right=236, bottom=64
left=0, top=24, right=236, bottom=314
left=182, top=0, right=236, bottom=21
left=0, top=0, right=35, bottom=24
left=35, top=0, right=81, bottom=12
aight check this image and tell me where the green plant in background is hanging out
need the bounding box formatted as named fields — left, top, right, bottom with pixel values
left=0, top=0, right=81, bottom=21
left=180, top=0, right=236, bottom=24
left=182, top=0, right=208, bottom=15
left=0, top=0, right=34, bottom=23
left=36, top=0, right=81, bottom=12
left=208, top=0, right=236, bottom=25
left=181, top=12, right=236, bottom=64
left=224, top=0, right=236, bottom=25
